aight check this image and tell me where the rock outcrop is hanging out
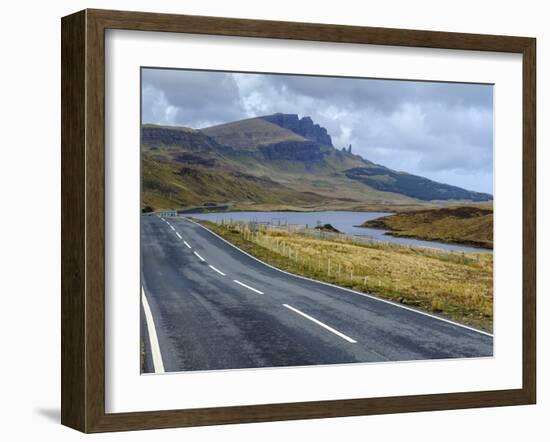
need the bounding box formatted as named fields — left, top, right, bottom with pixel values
left=259, top=140, right=325, bottom=163
left=261, top=113, right=333, bottom=147
left=142, top=125, right=234, bottom=154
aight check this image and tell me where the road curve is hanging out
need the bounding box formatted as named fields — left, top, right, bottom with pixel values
left=141, top=215, right=493, bottom=373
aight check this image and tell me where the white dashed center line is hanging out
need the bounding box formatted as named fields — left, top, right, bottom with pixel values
left=183, top=241, right=191, bottom=249
left=170, top=225, right=175, bottom=231
left=208, top=265, right=226, bottom=276
left=233, top=280, right=264, bottom=295
left=282, top=304, right=357, bottom=343
left=193, top=251, right=205, bottom=262
left=175, top=232, right=182, bottom=239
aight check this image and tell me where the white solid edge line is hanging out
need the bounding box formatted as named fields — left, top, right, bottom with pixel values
left=185, top=217, right=493, bottom=338
left=183, top=240, right=191, bottom=249
left=175, top=232, right=182, bottom=239
left=208, top=264, right=226, bottom=276
left=283, top=304, right=357, bottom=343
left=233, top=279, right=264, bottom=295
left=193, top=251, right=205, bottom=262
left=141, top=287, right=165, bottom=374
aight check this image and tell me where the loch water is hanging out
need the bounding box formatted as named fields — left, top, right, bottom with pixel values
left=192, top=211, right=492, bottom=253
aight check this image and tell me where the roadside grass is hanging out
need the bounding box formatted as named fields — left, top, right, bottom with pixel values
left=200, top=220, right=493, bottom=332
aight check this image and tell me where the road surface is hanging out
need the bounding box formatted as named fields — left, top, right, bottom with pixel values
left=140, top=216, right=493, bottom=373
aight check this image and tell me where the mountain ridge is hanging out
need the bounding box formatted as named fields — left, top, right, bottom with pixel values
left=141, top=114, right=492, bottom=211
left=201, top=117, right=305, bottom=150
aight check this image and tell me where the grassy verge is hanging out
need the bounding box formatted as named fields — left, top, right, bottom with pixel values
left=200, top=220, right=493, bottom=332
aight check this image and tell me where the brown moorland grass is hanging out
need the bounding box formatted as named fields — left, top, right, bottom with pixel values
left=361, top=206, right=493, bottom=249
left=200, top=220, right=493, bottom=332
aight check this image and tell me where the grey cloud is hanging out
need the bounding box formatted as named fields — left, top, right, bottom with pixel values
left=345, top=102, right=493, bottom=174
left=142, top=69, right=247, bottom=127
left=264, top=74, right=492, bottom=113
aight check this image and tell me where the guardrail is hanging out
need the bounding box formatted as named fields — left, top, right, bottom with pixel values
left=142, top=204, right=229, bottom=217
left=143, top=210, right=178, bottom=217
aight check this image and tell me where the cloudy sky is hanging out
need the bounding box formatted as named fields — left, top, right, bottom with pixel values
left=142, top=68, right=493, bottom=194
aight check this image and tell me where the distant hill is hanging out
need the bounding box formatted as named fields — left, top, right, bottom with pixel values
left=360, top=206, right=493, bottom=249
left=141, top=114, right=492, bottom=211
left=201, top=117, right=305, bottom=150
left=345, top=165, right=492, bottom=202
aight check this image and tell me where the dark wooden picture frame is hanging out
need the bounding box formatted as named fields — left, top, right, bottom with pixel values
left=61, top=8, right=536, bottom=433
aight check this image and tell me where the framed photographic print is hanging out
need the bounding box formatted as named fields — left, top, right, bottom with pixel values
left=61, top=9, right=536, bottom=433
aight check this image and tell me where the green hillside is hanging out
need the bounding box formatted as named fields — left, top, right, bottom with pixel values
left=142, top=153, right=327, bottom=210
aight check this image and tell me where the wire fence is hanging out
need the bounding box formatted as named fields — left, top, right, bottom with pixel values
left=214, top=218, right=481, bottom=269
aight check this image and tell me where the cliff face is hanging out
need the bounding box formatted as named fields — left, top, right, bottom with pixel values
left=259, top=140, right=325, bottom=163
left=142, top=125, right=234, bottom=155
left=143, top=126, right=218, bottom=152
left=261, top=113, right=333, bottom=147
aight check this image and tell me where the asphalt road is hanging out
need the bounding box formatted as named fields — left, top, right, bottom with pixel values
left=141, top=215, right=493, bottom=373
